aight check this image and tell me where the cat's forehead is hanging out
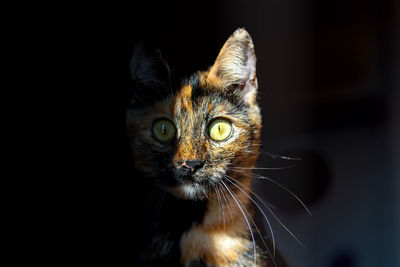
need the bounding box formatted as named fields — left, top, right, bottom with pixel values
left=144, top=72, right=244, bottom=123
left=172, top=72, right=242, bottom=114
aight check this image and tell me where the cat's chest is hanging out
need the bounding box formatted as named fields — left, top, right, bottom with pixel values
left=146, top=201, right=268, bottom=267
left=148, top=227, right=268, bottom=267
left=143, top=196, right=208, bottom=264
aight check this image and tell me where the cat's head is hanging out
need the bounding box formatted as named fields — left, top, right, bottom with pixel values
left=127, top=28, right=261, bottom=200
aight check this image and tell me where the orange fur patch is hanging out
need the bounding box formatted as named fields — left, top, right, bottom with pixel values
left=181, top=228, right=246, bottom=266
left=178, top=84, right=193, bottom=112
left=180, top=174, right=255, bottom=266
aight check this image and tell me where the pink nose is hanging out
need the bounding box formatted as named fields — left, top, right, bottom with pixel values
left=179, top=160, right=204, bottom=174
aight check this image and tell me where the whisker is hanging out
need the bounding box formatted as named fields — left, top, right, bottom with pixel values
left=230, top=169, right=312, bottom=216
left=256, top=193, right=306, bottom=248
left=261, top=151, right=302, bottom=161
left=228, top=164, right=297, bottom=170
left=218, top=183, right=235, bottom=225
left=227, top=171, right=307, bottom=248
left=221, top=180, right=257, bottom=267
left=223, top=176, right=277, bottom=267
left=214, top=183, right=225, bottom=230
left=212, top=184, right=221, bottom=225
left=250, top=218, right=277, bottom=267
left=224, top=174, right=276, bottom=257
left=203, top=184, right=209, bottom=200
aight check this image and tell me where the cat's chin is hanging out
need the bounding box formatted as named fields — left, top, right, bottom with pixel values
left=166, top=181, right=208, bottom=200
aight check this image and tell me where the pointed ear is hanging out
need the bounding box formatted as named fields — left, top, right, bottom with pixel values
left=207, top=28, right=258, bottom=105
left=129, top=42, right=171, bottom=106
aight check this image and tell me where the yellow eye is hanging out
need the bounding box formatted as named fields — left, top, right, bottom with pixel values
left=209, top=119, right=232, bottom=141
left=152, top=119, right=176, bottom=142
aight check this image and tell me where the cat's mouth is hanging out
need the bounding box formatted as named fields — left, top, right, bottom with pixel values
left=162, top=164, right=224, bottom=200
left=166, top=179, right=208, bottom=200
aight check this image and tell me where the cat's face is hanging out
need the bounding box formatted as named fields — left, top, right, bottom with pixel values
left=128, top=29, right=261, bottom=200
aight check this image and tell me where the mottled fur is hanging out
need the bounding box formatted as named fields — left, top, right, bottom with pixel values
left=128, top=29, right=270, bottom=266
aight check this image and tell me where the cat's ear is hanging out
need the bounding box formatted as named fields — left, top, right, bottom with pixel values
left=207, top=28, right=258, bottom=105
left=129, top=42, right=171, bottom=106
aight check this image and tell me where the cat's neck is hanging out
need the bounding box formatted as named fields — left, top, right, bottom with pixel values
left=179, top=172, right=255, bottom=266
left=198, top=172, right=253, bottom=232
left=150, top=170, right=254, bottom=237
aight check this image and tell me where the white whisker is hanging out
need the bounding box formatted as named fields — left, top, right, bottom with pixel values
left=221, top=180, right=257, bottom=267
left=261, top=152, right=302, bottom=161
left=224, top=174, right=276, bottom=257
left=230, top=169, right=312, bottom=216
left=218, top=183, right=235, bottom=225
left=214, top=183, right=226, bottom=230
left=228, top=170, right=307, bottom=247
left=228, top=164, right=297, bottom=170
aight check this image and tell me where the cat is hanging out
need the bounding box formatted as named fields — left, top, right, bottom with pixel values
left=128, top=28, right=286, bottom=267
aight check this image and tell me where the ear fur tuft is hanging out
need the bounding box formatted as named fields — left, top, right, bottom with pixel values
left=207, top=28, right=258, bottom=105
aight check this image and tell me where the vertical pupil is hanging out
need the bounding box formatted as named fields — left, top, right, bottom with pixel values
left=161, top=124, right=166, bottom=135
left=218, top=124, right=221, bottom=133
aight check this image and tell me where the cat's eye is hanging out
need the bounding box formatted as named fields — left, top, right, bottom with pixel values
left=209, top=118, right=232, bottom=141
left=152, top=119, right=176, bottom=143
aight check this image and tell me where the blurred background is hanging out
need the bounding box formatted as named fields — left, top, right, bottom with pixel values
left=128, top=1, right=399, bottom=266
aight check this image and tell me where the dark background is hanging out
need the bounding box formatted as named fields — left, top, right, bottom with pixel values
left=126, top=1, right=399, bottom=266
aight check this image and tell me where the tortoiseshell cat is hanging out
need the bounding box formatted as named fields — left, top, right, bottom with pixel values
left=128, top=29, right=286, bottom=267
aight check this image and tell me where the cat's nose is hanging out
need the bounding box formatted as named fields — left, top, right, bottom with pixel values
left=179, top=160, right=205, bottom=175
